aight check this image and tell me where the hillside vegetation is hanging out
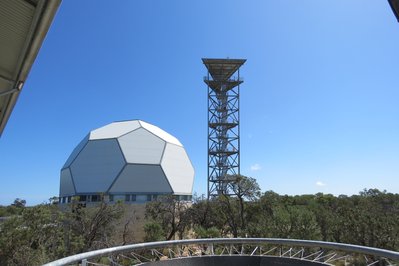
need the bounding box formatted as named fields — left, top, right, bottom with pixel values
left=1, top=180, right=398, bottom=265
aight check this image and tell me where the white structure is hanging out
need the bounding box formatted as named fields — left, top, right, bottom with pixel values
left=59, top=120, right=194, bottom=204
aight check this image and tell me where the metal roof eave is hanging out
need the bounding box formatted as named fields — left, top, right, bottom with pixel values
left=388, top=0, right=399, bottom=22
left=0, top=0, right=62, bottom=136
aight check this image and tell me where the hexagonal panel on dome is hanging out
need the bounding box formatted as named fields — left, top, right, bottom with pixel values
left=90, top=120, right=141, bottom=140
left=63, top=134, right=89, bottom=169
left=60, top=168, right=75, bottom=196
left=70, top=139, right=125, bottom=193
left=109, top=164, right=172, bottom=193
left=161, top=143, right=194, bottom=194
left=118, top=128, right=166, bottom=164
left=139, top=121, right=182, bottom=146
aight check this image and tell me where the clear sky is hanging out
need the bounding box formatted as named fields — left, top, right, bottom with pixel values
left=0, top=0, right=398, bottom=206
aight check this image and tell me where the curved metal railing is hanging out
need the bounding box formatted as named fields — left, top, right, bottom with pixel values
left=43, top=238, right=399, bottom=266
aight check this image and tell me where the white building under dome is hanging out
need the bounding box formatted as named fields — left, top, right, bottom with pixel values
left=59, top=120, right=194, bottom=204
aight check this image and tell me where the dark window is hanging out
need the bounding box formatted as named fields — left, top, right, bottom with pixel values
left=91, top=195, right=100, bottom=202
left=62, top=197, right=66, bottom=203
left=109, top=195, right=114, bottom=202
left=67, top=196, right=71, bottom=203
left=131, top=194, right=136, bottom=201
left=80, top=195, right=87, bottom=202
left=125, top=194, right=130, bottom=202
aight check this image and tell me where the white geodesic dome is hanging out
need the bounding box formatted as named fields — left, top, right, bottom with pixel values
left=59, top=120, right=194, bottom=202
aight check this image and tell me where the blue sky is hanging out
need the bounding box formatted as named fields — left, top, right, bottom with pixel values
left=0, top=0, right=398, bottom=205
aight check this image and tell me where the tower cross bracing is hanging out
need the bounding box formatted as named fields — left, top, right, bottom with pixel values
left=202, top=58, right=246, bottom=198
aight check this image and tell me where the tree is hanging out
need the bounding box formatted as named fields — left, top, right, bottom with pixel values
left=11, top=198, right=26, bottom=208
left=231, top=175, right=261, bottom=233
left=144, top=222, right=164, bottom=242
left=217, top=175, right=261, bottom=237
left=49, top=196, right=59, bottom=205
left=310, top=193, right=338, bottom=242
left=271, top=205, right=320, bottom=239
left=231, top=175, right=261, bottom=201
left=189, top=194, right=220, bottom=228
left=145, top=195, right=191, bottom=240
left=0, top=204, right=68, bottom=265
left=66, top=198, right=124, bottom=251
left=194, top=226, right=220, bottom=238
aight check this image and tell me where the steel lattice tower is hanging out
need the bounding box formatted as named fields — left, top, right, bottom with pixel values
left=202, top=58, right=246, bottom=198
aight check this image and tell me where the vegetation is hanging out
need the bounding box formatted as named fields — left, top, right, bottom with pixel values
left=145, top=195, right=191, bottom=240
left=145, top=176, right=399, bottom=252
left=0, top=198, right=124, bottom=265
left=1, top=178, right=398, bottom=265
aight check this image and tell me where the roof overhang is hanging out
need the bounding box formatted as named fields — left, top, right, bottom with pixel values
left=388, top=0, right=399, bottom=22
left=0, top=0, right=61, bottom=136
left=202, top=58, right=246, bottom=81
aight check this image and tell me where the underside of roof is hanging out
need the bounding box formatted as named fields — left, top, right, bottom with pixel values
left=388, top=0, right=399, bottom=22
left=0, top=0, right=61, bottom=136
left=202, top=58, right=246, bottom=81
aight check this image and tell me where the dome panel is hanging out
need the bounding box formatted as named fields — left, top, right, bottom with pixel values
left=60, top=168, right=75, bottom=196
left=90, top=120, right=140, bottom=140
left=140, top=121, right=182, bottom=146
left=109, top=164, right=172, bottom=193
left=70, top=139, right=125, bottom=193
left=161, top=143, right=194, bottom=194
left=118, top=128, right=165, bottom=164
left=63, top=134, right=89, bottom=168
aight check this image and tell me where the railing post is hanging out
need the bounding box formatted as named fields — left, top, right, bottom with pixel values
left=81, top=259, right=87, bottom=266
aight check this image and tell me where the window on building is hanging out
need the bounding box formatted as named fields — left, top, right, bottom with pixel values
left=125, top=194, right=130, bottom=202
left=67, top=196, right=71, bottom=203
left=80, top=195, right=87, bottom=202
left=147, top=195, right=152, bottom=202
left=131, top=194, right=136, bottom=202
left=109, top=195, right=114, bottom=202
left=91, top=195, right=100, bottom=202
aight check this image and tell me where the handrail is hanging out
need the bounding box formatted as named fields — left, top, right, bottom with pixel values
left=43, top=238, right=399, bottom=266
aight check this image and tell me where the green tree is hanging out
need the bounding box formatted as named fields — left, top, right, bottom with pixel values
left=213, top=175, right=261, bottom=237
left=66, top=198, right=124, bottom=251
left=143, top=222, right=165, bottom=242
left=231, top=174, right=261, bottom=234
left=194, top=226, right=220, bottom=238
left=0, top=204, right=68, bottom=265
left=312, top=193, right=338, bottom=242
left=11, top=198, right=26, bottom=208
left=145, top=195, right=191, bottom=240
